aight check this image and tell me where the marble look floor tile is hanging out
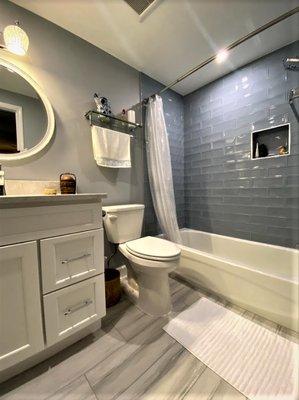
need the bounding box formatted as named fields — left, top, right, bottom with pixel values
left=102, top=297, right=133, bottom=329
left=182, top=367, right=222, bottom=400
left=1, top=276, right=294, bottom=400
left=211, top=380, right=247, bottom=400
left=169, top=277, right=187, bottom=295
left=86, top=321, right=176, bottom=399
left=45, top=376, right=96, bottom=400
left=115, top=342, right=184, bottom=400
left=171, top=285, right=202, bottom=313
left=138, top=347, right=206, bottom=400
left=112, top=304, right=158, bottom=341
left=1, top=327, right=124, bottom=400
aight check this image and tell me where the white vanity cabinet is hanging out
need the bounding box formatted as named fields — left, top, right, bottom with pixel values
left=0, top=242, right=44, bottom=371
left=0, top=194, right=106, bottom=378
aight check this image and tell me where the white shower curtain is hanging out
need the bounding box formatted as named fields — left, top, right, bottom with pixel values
left=145, top=95, right=182, bottom=244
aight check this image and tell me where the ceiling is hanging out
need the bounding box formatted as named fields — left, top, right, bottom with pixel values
left=11, top=0, right=299, bottom=95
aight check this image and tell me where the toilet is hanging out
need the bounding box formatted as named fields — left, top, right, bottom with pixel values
left=102, top=204, right=181, bottom=316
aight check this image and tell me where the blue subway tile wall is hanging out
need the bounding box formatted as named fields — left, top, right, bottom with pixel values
left=184, top=41, right=299, bottom=248
left=140, top=73, right=185, bottom=235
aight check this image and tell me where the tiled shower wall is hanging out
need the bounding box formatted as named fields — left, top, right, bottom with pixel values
left=140, top=73, right=185, bottom=235
left=184, top=41, right=299, bottom=248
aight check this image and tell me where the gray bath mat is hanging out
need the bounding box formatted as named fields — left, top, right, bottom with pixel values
left=164, top=298, right=298, bottom=400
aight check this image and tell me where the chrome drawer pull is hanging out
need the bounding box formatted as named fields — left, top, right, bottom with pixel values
left=61, top=253, right=91, bottom=264
left=63, top=299, right=93, bottom=316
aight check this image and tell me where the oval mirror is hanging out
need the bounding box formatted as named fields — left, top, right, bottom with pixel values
left=0, top=58, right=55, bottom=161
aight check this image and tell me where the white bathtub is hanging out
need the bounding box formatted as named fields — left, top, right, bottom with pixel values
left=176, top=229, right=299, bottom=332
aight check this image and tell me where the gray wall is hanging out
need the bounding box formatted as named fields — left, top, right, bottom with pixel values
left=184, top=41, right=299, bottom=248
left=140, top=73, right=185, bottom=236
left=0, top=88, right=46, bottom=148
left=1, top=0, right=143, bottom=206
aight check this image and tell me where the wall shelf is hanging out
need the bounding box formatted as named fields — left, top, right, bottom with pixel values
left=251, top=123, right=290, bottom=160
left=85, top=110, right=142, bottom=134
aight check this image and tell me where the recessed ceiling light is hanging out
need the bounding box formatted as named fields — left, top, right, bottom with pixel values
left=215, top=49, right=228, bottom=64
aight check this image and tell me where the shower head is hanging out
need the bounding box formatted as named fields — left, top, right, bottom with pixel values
left=283, top=57, right=299, bottom=71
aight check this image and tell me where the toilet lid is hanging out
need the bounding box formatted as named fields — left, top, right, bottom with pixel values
left=126, top=236, right=181, bottom=261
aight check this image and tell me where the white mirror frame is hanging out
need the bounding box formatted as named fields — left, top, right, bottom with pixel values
left=0, top=57, right=55, bottom=161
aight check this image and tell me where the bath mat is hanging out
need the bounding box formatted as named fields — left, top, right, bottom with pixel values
left=164, top=298, right=298, bottom=400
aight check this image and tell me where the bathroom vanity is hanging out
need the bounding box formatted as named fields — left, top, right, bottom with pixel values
left=0, top=193, right=106, bottom=381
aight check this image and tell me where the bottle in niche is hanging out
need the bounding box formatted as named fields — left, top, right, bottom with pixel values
left=0, top=166, right=6, bottom=196
left=60, top=173, right=76, bottom=194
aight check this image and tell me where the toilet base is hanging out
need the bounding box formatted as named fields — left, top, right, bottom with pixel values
left=118, top=243, right=179, bottom=317
left=135, top=268, right=173, bottom=317
left=119, top=262, right=175, bottom=317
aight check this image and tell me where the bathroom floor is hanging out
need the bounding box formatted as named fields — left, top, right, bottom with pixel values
left=1, top=276, right=298, bottom=400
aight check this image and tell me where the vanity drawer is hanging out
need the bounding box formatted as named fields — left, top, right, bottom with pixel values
left=43, top=275, right=106, bottom=346
left=41, top=229, right=104, bottom=294
left=0, top=203, right=102, bottom=247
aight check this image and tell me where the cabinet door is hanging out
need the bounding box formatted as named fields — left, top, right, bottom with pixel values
left=41, top=229, right=104, bottom=294
left=0, top=242, right=44, bottom=372
left=44, top=275, right=106, bottom=346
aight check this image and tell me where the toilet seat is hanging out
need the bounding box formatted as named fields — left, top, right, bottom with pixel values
left=125, top=236, right=181, bottom=262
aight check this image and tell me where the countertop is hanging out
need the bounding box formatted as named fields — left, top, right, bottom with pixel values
left=0, top=193, right=107, bottom=208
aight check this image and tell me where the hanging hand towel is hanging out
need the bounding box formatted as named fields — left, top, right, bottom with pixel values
left=91, top=126, right=131, bottom=168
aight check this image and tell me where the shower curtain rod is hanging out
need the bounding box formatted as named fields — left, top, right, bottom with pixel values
left=142, top=7, right=298, bottom=102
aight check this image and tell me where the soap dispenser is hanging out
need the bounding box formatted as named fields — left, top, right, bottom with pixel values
left=0, top=166, right=6, bottom=196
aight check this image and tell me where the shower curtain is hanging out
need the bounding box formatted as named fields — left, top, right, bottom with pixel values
left=145, top=95, right=182, bottom=244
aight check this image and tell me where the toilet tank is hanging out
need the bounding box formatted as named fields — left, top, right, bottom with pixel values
left=102, top=204, right=145, bottom=244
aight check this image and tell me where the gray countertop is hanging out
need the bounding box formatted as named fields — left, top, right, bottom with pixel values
left=0, top=193, right=107, bottom=208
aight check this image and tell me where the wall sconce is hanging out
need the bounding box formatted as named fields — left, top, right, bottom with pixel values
left=0, top=21, right=29, bottom=56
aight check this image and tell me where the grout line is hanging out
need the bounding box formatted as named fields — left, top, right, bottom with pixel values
left=84, top=373, right=100, bottom=400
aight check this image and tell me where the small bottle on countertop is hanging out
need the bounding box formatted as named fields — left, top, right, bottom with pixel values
left=0, top=166, right=6, bottom=196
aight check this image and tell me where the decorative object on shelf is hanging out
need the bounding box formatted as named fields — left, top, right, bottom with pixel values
left=94, top=93, right=113, bottom=116
left=60, top=173, right=76, bottom=194
left=255, top=142, right=259, bottom=158
left=0, top=20, right=29, bottom=56
left=278, top=145, right=287, bottom=155
left=251, top=123, right=290, bottom=160
left=0, top=166, right=6, bottom=196
left=127, top=109, right=136, bottom=124
left=258, top=143, right=268, bottom=158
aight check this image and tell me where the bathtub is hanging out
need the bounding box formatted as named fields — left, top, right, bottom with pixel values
left=176, top=228, right=299, bottom=332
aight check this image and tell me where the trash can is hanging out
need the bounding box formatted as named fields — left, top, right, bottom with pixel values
left=105, top=268, right=121, bottom=307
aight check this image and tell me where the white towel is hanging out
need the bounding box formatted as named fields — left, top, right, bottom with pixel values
left=91, top=126, right=131, bottom=168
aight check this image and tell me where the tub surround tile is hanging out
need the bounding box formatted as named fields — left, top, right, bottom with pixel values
left=1, top=276, right=297, bottom=400
left=184, top=41, right=299, bottom=248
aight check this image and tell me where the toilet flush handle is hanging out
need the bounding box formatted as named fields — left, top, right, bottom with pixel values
left=108, top=214, right=118, bottom=222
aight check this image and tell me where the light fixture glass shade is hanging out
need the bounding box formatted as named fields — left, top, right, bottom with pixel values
left=3, top=24, right=29, bottom=56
